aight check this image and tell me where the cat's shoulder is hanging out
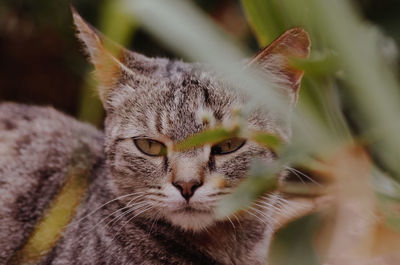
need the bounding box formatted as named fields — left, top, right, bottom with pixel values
left=0, top=102, right=104, bottom=156
left=0, top=102, right=105, bottom=262
left=0, top=102, right=104, bottom=180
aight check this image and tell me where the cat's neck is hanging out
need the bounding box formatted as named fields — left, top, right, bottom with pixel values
left=180, top=218, right=272, bottom=264
left=118, top=208, right=273, bottom=264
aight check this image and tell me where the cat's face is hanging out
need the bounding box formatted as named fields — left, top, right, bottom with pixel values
left=103, top=60, right=279, bottom=230
left=72, top=10, right=310, bottom=231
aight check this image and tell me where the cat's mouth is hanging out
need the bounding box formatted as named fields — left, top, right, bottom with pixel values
left=166, top=204, right=216, bottom=231
left=173, top=205, right=212, bottom=214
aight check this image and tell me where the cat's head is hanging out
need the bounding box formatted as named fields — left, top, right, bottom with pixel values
left=72, top=9, right=310, bottom=231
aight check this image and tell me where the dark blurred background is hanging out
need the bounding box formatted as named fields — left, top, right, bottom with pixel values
left=0, top=0, right=399, bottom=123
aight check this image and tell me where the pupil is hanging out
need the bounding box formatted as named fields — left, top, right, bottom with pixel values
left=212, top=146, right=222, bottom=154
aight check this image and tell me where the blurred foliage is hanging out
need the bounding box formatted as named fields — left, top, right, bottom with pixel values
left=270, top=214, right=320, bottom=265
left=1, top=0, right=399, bottom=118
left=119, top=0, right=400, bottom=264
left=1, top=0, right=400, bottom=264
left=237, top=0, right=400, bottom=263
left=217, top=159, right=279, bottom=218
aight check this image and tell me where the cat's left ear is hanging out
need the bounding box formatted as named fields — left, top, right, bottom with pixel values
left=71, top=6, right=120, bottom=102
left=71, top=6, right=147, bottom=106
left=248, top=28, right=311, bottom=103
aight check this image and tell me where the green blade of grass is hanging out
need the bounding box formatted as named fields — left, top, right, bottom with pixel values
left=174, top=126, right=239, bottom=151
left=240, top=0, right=286, bottom=46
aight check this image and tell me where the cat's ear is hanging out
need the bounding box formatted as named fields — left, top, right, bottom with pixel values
left=248, top=28, right=311, bottom=103
left=71, top=6, right=118, bottom=102
left=71, top=6, right=142, bottom=105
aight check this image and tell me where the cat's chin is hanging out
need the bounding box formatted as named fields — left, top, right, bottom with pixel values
left=167, top=209, right=216, bottom=232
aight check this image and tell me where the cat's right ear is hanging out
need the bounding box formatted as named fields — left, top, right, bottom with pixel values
left=248, top=28, right=311, bottom=104
left=71, top=6, right=133, bottom=105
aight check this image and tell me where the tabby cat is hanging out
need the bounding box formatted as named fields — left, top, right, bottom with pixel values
left=0, top=8, right=310, bottom=265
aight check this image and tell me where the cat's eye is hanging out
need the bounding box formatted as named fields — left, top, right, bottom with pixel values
left=211, top=138, right=246, bottom=155
left=134, top=138, right=167, bottom=156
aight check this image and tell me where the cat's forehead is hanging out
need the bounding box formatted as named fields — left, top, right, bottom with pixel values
left=117, top=61, right=242, bottom=141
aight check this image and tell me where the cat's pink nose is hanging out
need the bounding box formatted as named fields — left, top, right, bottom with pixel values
left=172, top=180, right=203, bottom=202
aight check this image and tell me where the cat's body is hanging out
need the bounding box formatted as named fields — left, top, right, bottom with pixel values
left=0, top=9, right=310, bottom=265
left=0, top=103, right=271, bottom=265
left=0, top=103, right=270, bottom=265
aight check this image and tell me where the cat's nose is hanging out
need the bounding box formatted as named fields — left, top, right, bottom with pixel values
left=172, top=180, right=203, bottom=202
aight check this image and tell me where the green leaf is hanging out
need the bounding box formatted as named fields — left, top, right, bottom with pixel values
left=216, top=160, right=279, bottom=218
left=174, top=126, right=239, bottom=151
left=240, top=0, right=286, bottom=46
left=100, top=0, right=138, bottom=52
left=289, top=53, right=340, bottom=77
left=251, top=131, right=282, bottom=151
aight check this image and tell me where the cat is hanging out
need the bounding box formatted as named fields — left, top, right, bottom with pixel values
left=0, top=8, right=310, bottom=265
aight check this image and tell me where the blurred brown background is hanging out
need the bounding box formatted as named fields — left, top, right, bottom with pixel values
left=0, top=0, right=399, bottom=121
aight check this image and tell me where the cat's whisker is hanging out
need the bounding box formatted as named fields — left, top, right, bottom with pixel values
left=232, top=213, right=243, bottom=230
left=145, top=196, right=168, bottom=204
left=264, top=202, right=284, bottom=213
left=75, top=196, right=148, bottom=243
left=264, top=196, right=292, bottom=217
left=199, top=223, right=211, bottom=234
left=284, top=166, right=321, bottom=186
left=120, top=204, right=153, bottom=228
left=105, top=204, right=153, bottom=256
left=93, top=195, right=146, bottom=227
left=77, top=204, right=134, bottom=239
left=111, top=205, right=155, bottom=241
left=75, top=192, right=145, bottom=224
left=242, top=209, right=267, bottom=225
left=286, top=167, right=306, bottom=185
left=148, top=212, right=161, bottom=236
left=258, top=194, right=282, bottom=205
left=254, top=200, right=281, bottom=212
left=74, top=205, right=135, bottom=244
left=255, top=198, right=278, bottom=207
left=106, top=205, right=156, bottom=262
left=107, top=201, right=150, bottom=228
left=274, top=196, right=289, bottom=207
left=126, top=194, right=147, bottom=206
left=105, top=203, right=141, bottom=225
left=107, top=209, right=138, bottom=233
left=247, top=206, right=270, bottom=221
left=247, top=206, right=278, bottom=230
left=226, top=215, right=236, bottom=235
left=252, top=204, right=280, bottom=216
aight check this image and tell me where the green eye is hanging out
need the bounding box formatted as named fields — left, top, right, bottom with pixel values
left=211, top=138, right=246, bottom=155
left=134, top=138, right=167, bottom=156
